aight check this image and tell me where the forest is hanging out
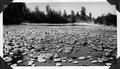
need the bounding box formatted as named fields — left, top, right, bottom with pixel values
left=3, top=3, right=117, bottom=26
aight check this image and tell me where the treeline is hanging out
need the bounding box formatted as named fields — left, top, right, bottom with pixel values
left=3, top=3, right=93, bottom=25
left=94, top=13, right=117, bottom=26
left=4, top=3, right=117, bottom=26
left=3, top=3, right=31, bottom=25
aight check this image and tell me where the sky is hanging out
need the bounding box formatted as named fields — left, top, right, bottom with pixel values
left=25, top=2, right=116, bottom=18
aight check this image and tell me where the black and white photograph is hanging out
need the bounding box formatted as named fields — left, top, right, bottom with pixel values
left=3, top=1, right=117, bottom=67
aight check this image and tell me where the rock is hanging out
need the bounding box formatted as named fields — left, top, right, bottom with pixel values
left=78, top=56, right=86, bottom=60
left=50, top=46, right=54, bottom=49
left=28, top=61, right=34, bottom=65
left=38, top=53, right=53, bottom=60
left=106, top=63, right=112, bottom=66
left=104, top=49, right=110, bottom=52
left=62, top=59, right=67, bottom=62
left=82, top=64, right=89, bottom=66
left=53, top=53, right=59, bottom=58
left=38, top=58, right=46, bottom=63
left=44, top=47, right=49, bottom=51
left=8, top=42, right=15, bottom=46
left=89, top=58, right=94, bottom=61
left=56, top=48, right=63, bottom=53
left=89, top=49, right=93, bottom=52
left=13, top=48, right=19, bottom=51
left=30, top=58, right=36, bottom=61
left=64, top=47, right=73, bottom=54
left=32, top=55, right=38, bottom=59
left=109, top=57, right=114, bottom=60
left=11, top=64, right=17, bottom=67
left=4, top=57, right=12, bottom=62
left=32, top=64, right=36, bottom=66
left=69, top=40, right=75, bottom=44
left=101, top=56, right=110, bottom=62
left=29, top=53, right=34, bottom=58
left=105, top=52, right=111, bottom=57
left=55, top=63, right=62, bottom=66
left=97, top=58, right=103, bottom=63
left=86, top=56, right=92, bottom=59
left=9, top=52, right=14, bottom=55
left=17, top=60, right=22, bottom=63
left=71, top=61, right=79, bottom=64
left=56, top=45, right=61, bottom=48
left=62, top=56, right=67, bottom=60
left=41, top=51, right=46, bottom=53
left=91, top=60, right=98, bottom=63
left=108, top=50, right=113, bottom=52
left=30, top=49, right=35, bottom=52
left=53, top=58, right=61, bottom=62
left=4, top=50, right=9, bottom=55
left=87, top=52, right=91, bottom=54
left=22, top=52, right=27, bottom=55
left=24, top=48, right=29, bottom=51
left=68, top=59, right=74, bottom=62
left=3, top=22, right=117, bottom=66
left=19, top=48, right=24, bottom=52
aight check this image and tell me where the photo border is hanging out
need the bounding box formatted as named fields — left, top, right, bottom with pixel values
left=0, top=0, right=119, bottom=69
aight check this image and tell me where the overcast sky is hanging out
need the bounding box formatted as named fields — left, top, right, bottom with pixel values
left=25, top=2, right=116, bottom=18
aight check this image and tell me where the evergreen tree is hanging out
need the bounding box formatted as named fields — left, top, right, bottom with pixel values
left=45, top=5, right=68, bottom=23
left=75, top=11, right=80, bottom=22
left=89, top=12, right=92, bottom=20
left=63, top=10, right=67, bottom=18
left=58, top=10, right=62, bottom=16
left=71, top=10, right=76, bottom=23
left=3, top=3, right=30, bottom=25
left=94, top=13, right=117, bottom=26
left=81, top=7, right=86, bottom=21
left=32, top=6, right=47, bottom=23
left=76, top=11, right=80, bottom=17
left=46, top=5, right=52, bottom=16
